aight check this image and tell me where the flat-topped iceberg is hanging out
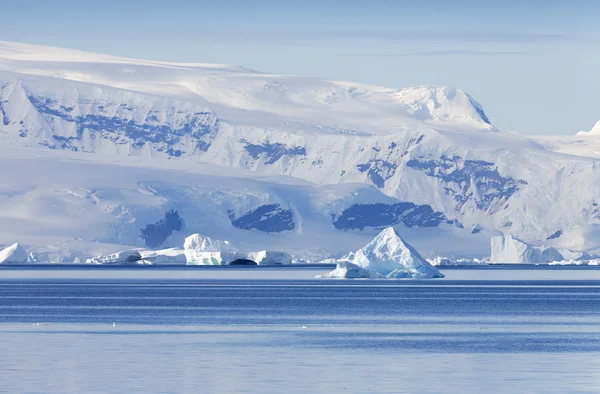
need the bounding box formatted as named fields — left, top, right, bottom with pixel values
left=490, top=235, right=595, bottom=264
left=184, top=234, right=238, bottom=253
left=139, top=248, right=186, bottom=264
left=244, top=251, right=292, bottom=265
left=186, top=250, right=238, bottom=265
left=184, top=234, right=238, bottom=264
left=0, top=243, right=28, bottom=264
left=322, top=227, right=444, bottom=279
left=183, top=233, right=291, bottom=265
left=86, top=249, right=142, bottom=264
left=186, top=250, right=292, bottom=265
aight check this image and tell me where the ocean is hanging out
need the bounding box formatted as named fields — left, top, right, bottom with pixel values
left=1, top=265, right=599, bottom=393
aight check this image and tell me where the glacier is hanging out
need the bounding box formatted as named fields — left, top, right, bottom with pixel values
left=1, top=41, right=600, bottom=261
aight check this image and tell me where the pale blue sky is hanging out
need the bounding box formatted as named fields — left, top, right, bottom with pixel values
left=1, top=0, right=598, bottom=134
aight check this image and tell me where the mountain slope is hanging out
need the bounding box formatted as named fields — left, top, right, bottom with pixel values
left=1, top=41, right=599, bottom=260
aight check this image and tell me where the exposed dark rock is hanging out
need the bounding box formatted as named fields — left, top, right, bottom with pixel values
left=469, top=98, right=491, bottom=124
left=231, top=204, right=295, bottom=232
left=26, top=95, right=219, bottom=155
left=357, top=160, right=396, bottom=188
left=356, top=135, right=424, bottom=188
left=546, top=230, right=563, bottom=240
left=140, top=210, right=183, bottom=248
left=240, top=140, right=306, bottom=164
left=406, top=155, right=526, bottom=212
left=332, top=202, right=458, bottom=230
left=0, top=100, right=9, bottom=126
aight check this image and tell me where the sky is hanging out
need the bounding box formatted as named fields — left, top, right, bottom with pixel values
left=1, top=0, right=599, bottom=135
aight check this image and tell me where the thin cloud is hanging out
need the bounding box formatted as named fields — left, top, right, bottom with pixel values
left=321, top=29, right=595, bottom=44
left=335, top=50, right=531, bottom=57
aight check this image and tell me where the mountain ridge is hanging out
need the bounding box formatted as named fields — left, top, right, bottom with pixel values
left=1, top=41, right=599, bottom=262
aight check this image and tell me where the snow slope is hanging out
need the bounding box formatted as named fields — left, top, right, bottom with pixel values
left=1, top=41, right=600, bottom=260
left=0, top=145, right=480, bottom=261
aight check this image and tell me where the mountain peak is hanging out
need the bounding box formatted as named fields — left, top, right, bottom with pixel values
left=576, top=120, right=600, bottom=136
left=393, top=85, right=494, bottom=128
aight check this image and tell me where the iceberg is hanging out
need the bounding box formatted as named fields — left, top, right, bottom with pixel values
left=185, top=250, right=291, bottom=265
left=244, top=251, right=292, bottom=265
left=489, top=235, right=592, bottom=264
left=186, top=251, right=239, bottom=265
left=317, top=261, right=383, bottom=279
left=184, top=234, right=238, bottom=264
left=184, top=233, right=240, bottom=265
left=427, top=256, right=487, bottom=266
left=549, top=259, right=600, bottom=266
left=350, top=227, right=444, bottom=278
left=320, top=227, right=444, bottom=279
left=139, top=248, right=186, bottom=264
left=0, top=243, right=28, bottom=264
left=86, top=249, right=143, bottom=264
left=183, top=234, right=291, bottom=265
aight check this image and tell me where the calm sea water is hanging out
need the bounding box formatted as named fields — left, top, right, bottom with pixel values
left=1, top=266, right=599, bottom=393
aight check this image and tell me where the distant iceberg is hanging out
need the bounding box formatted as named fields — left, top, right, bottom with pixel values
left=139, top=248, right=186, bottom=264
left=321, top=227, right=444, bottom=279
left=184, top=234, right=238, bottom=253
left=86, top=249, right=143, bottom=265
left=0, top=243, right=29, bottom=264
left=490, top=235, right=595, bottom=264
left=183, top=233, right=291, bottom=265
left=427, top=256, right=487, bottom=266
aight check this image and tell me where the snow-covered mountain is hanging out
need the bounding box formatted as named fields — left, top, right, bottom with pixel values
left=1, top=41, right=599, bottom=261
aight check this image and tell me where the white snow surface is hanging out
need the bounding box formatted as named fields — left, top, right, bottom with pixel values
left=2, top=41, right=600, bottom=260
left=346, top=227, right=444, bottom=278
left=0, top=243, right=28, bottom=264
